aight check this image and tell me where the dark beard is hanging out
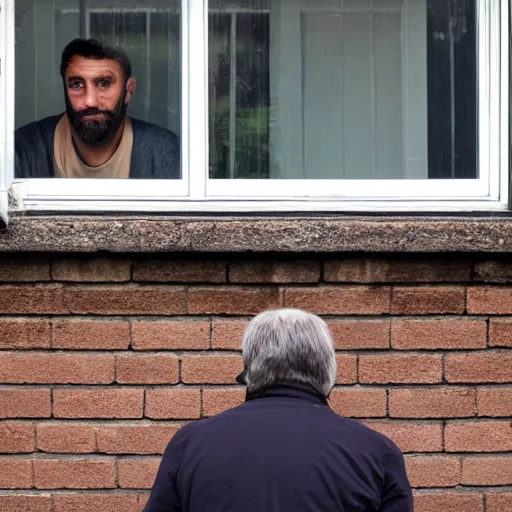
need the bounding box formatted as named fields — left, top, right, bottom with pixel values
left=65, top=91, right=127, bottom=147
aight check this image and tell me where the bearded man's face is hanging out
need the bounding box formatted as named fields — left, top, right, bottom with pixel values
left=64, top=55, right=129, bottom=146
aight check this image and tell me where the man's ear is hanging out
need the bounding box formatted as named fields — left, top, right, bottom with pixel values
left=125, top=77, right=137, bottom=104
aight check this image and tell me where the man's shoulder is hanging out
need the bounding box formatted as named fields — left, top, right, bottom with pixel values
left=130, top=118, right=179, bottom=145
left=331, top=414, right=403, bottom=455
left=15, top=114, right=63, bottom=140
left=128, top=118, right=180, bottom=178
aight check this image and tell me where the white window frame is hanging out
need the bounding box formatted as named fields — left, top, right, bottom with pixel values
left=0, top=0, right=509, bottom=214
left=0, top=0, right=14, bottom=223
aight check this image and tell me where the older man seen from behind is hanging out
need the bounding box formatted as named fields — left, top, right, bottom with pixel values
left=144, top=308, right=413, bottom=512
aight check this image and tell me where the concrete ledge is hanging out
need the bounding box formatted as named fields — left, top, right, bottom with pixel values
left=1, top=214, right=512, bottom=253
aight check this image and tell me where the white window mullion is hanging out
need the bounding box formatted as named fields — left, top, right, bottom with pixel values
left=478, top=0, right=507, bottom=202
left=0, top=0, right=14, bottom=224
left=499, top=0, right=509, bottom=205
left=187, top=0, right=208, bottom=199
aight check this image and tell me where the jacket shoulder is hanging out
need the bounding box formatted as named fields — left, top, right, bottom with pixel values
left=130, top=118, right=179, bottom=145
left=331, top=412, right=403, bottom=455
left=129, top=118, right=180, bottom=179
left=15, top=115, right=63, bottom=140
left=15, top=115, right=62, bottom=178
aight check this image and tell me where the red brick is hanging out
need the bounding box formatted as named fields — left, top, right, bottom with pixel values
left=445, top=353, right=512, bottom=383
left=327, top=319, right=390, bottom=350
left=52, top=258, right=131, bottom=282
left=445, top=421, right=512, bottom=452
left=486, top=493, right=512, bottom=512
left=413, top=492, right=483, bottom=512
left=390, top=259, right=471, bottom=282
left=389, top=388, right=476, bottom=418
left=462, top=456, right=512, bottom=485
left=477, top=387, right=512, bottom=416
left=391, top=319, right=487, bottom=350
left=34, top=458, right=116, bottom=489
left=36, top=424, right=96, bottom=453
left=324, top=259, right=390, bottom=283
left=0, top=458, right=33, bottom=488
left=336, top=354, right=357, bottom=384
left=53, top=388, right=144, bottom=419
left=405, top=456, right=461, bottom=488
left=0, top=388, right=51, bottom=418
left=0, top=422, right=35, bottom=453
left=0, top=495, right=53, bottom=512
left=0, top=258, right=51, bottom=281
left=474, top=260, right=512, bottom=282
left=0, top=319, right=51, bottom=349
left=181, top=355, right=243, bottom=384
left=133, top=259, right=226, bottom=283
left=118, top=458, right=160, bottom=489
left=0, top=285, right=65, bottom=314
left=359, top=354, right=443, bottom=384
left=490, top=319, right=512, bottom=347
left=324, top=258, right=470, bottom=283
left=467, top=287, right=512, bottom=314
left=203, top=388, right=245, bottom=417
left=0, top=353, right=114, bottom=384
left=54, top=494, right=139, bottom=512
left=132, top=320, right=210, bottom=350
left=64, top=286, right=187, bottom=315
left=138, top=494, right=150, bottom=512
left=97, top=425, right=179, bottom=454
left=229, top=260, right=320, bottom=283
left=116, top=354, right=179, bottom=384
left=330, top=388, right=387, bottom=418
left=363, top=420, right=442, bottom=453
left=145, top=388, right=201, bottom=419
left=188, top=286, right=281, bottom=315
left=52, top=319, right=130, bottom=350
left=391, top=287, right=465, bottom=314
left=285, top=286, right=390, bottom=315
left=211, top=319, right=249, bottom=350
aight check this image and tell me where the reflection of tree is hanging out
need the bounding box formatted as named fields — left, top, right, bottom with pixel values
left=211, top=98, right=269, bottom=179
left=209, top=11, right=270, bottom=179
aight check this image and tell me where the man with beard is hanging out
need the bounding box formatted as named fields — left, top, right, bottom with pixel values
left=15, top=38, right=180, bottom=179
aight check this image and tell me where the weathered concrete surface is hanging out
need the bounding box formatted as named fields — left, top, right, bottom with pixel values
left=1, top=214, right=512, bottom=253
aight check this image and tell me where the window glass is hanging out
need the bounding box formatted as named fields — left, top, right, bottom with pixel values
left=208, top=0, right=477, bottom=180
left=14, top=0, right=181, bottom=179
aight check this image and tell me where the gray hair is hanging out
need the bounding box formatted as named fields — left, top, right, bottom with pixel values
left=241, top=309, right=337, bottom=397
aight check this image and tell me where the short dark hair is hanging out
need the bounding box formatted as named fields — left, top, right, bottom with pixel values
left=60, top=38, right=132, bottom=81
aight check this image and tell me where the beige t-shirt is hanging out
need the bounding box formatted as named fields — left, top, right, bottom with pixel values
left=53, top=114, right=133, bottom=178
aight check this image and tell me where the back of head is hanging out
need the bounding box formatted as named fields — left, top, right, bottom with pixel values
left=60, top=38, right=132, bottom=82
left=242, top=309, right=336, bottom=397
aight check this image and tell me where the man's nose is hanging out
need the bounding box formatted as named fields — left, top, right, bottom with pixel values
left=84, top=85, right=99, bottom=109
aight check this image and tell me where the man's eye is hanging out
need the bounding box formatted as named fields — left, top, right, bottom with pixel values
left=98, top=80, right=112, bottom=88
left=69, top=82, right=83, bottom=89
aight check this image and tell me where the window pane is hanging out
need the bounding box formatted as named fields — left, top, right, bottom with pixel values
left=208, top=0, right=477, bottom=180
left=15, top=0, right=181, bottom=179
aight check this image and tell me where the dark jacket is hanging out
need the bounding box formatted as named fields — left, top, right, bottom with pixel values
left=15, top=114, right=180, bottom=179
left=144, top=386, right=413, bottom=512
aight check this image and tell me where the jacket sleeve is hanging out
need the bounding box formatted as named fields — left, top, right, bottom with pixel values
left=378, top=446, right=413, bottom=512
left=143, top=426, right=190, bottom=512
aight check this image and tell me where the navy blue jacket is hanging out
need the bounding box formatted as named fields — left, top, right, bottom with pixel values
left=144, top=387, right=413, bottom=512
left=15, top=114, right=180, bottom=179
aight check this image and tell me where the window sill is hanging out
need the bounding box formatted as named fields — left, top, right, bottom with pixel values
left=1, top=213, right=512, bottom=253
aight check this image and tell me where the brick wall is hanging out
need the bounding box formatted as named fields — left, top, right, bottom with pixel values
left=0, top=254, right=511, bottom=512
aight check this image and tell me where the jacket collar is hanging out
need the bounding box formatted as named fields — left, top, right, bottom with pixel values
left=245, top=384, right=329, bottom=406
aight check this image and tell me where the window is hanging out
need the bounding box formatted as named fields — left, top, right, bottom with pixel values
left=0, top=0, right=509, bottom=212
left=210, top=0, right=477, bottom=180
